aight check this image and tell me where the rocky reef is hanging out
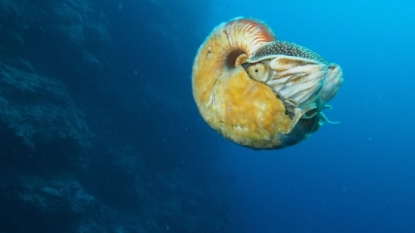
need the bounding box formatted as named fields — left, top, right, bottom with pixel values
left=0, top=0, right=237, bottom=232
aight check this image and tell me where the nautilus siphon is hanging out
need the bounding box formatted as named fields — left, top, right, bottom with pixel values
left=192, top=17, right=343, bottom=149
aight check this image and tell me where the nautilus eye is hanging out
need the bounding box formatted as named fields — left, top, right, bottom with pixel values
left=192, top=17, right=343, bottom=149
left=243, top=62, right=269, bottom=82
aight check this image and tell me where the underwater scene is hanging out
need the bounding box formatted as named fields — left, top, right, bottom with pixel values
left=0, top=0, right=414, bottom=232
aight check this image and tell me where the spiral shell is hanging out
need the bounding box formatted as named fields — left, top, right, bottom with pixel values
left=192, top=17, right=342, bottom=149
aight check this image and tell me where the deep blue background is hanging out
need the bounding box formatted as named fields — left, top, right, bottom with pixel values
left=201, top=0, right=415, bottom=232
left=2, top=0, right=414, bottom=232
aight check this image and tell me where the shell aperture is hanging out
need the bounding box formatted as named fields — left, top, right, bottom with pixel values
left=192, top=17, right=343, bottom=149
left=242, top=41, right=343, bottom=133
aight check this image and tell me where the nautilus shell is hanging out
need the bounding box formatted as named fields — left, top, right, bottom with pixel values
left=192, top=17, right=343, bottom=149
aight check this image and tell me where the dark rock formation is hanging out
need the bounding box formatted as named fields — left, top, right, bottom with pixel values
left=0, top=62, right=93, bottom=150
left=0, top=0, right=237, bottom=232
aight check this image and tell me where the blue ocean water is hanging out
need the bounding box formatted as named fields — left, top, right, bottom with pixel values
left=1, top=0, right=415, bottom=232
left=205, top=0, right=415, bottom=232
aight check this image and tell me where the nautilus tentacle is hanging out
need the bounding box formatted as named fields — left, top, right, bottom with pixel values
left=192, top=17, right=343, bottom=149
left=243, top=41, right=343, bottom=133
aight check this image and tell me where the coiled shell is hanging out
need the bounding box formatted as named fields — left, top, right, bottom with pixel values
left=192, top=18, right=342, bottom=149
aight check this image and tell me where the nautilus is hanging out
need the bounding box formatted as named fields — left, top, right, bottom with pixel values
left=192, top=17, right=343, bottom=149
